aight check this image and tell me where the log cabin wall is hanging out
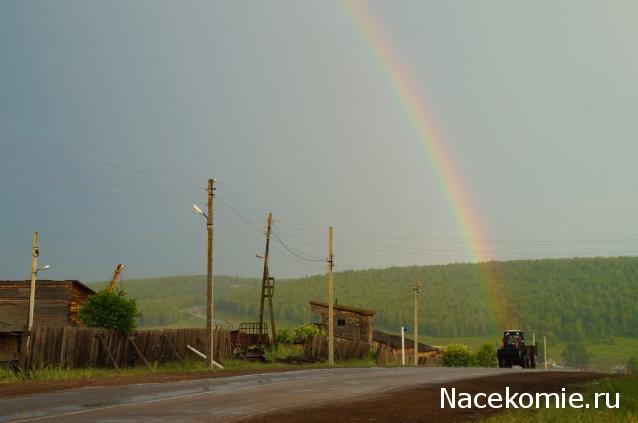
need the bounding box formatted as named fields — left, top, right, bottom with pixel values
left=310, top=301, right=375, bottom=344
left=0, top=280, right=94, bottom=331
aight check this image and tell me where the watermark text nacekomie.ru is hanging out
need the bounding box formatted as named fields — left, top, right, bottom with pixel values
left=440, top=387, right=620, bottom=409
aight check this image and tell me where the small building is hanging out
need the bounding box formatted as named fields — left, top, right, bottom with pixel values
left=310, top=301, right=375, bottom=344
left=0, top=280, right=95, bottom=362
left=372, top=329, right=442, bottom=366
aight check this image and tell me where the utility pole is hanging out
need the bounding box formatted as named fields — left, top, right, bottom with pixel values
left=106, top=264, right=125, bottom=293
left=413, top=281, right=420, bottom=366
left=328, top=226, right=334, bottom=366
left=258, top=212, right=276, bottom=347
left=22, top=231, right=39, bottom=367
left=207, top=178, right=216, bottom=370
left=543, top=334, right=548, bottom=370
left=401, top=326, right=406, bottom=366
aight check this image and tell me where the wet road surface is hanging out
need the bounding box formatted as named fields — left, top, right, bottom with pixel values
left=0, top=367, right=529, bottom=422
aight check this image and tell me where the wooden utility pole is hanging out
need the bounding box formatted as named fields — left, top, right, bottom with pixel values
left=106, top=264, right=125, bottom=292
left=23, top=231, right=39, bottom=367
left=328, top=226, right=334, bottom=366
left=401, top=326, right=406, bottom=366
left=543, top=334, right=548, bottom=370
left=413, top=281, right=420, bottom=366
left=207, top=179, right=216, bottom=370
left=259, top=212, right=277, bottom=347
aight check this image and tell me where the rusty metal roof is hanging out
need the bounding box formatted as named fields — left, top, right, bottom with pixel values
left=373, top=330, right=439, bottom=353
left=0, top=280, right=95, bottom=295
left=310, top=301, right=376, bottom=316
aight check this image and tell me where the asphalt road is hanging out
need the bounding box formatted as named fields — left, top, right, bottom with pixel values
left=0, top=367, right=530, bottom=422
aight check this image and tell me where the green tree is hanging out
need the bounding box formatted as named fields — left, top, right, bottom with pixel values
left=443, top=344, right=476, bottom=367
left=475, top=343, right=498, bottom=367
left=79, top=290, right=141, bottom=334
left=561, top=343, right=591, bottom=369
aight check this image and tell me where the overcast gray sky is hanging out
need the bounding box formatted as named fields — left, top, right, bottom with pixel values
left=1, top=1, right=637, bottom=282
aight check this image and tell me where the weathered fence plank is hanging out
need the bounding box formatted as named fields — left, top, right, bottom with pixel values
left=24, top=326, right=232, bottom=369
left=304, top=335, right=370, bottom=362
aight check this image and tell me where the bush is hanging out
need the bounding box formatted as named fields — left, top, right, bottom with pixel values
left=294, top=323, right=325, bottom=343
left=276, top=328, right=296, bottom=344
left=79, top=290, right=141, bottom=334
left=627, top=357, right=638, bottom=374
left=475, top=343, right=498, bottom=367
left=443, top=343, right=476, bottom=367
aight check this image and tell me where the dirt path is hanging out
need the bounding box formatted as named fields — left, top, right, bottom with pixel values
left=246, top=371, right=603, bottom=423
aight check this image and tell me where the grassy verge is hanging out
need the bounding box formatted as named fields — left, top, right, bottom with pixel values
left=482, top=375, right=637, bottom=422
left=0, top=344, right=377, bottom=384
left=413, top=334, right=638, bottom=373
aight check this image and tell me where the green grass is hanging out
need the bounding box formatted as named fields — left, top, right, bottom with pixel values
left=0, top=344, right=377, bottom=384
left=483, top=375, right=638, bottom=422
left=414, top=334, right=638, bottom=373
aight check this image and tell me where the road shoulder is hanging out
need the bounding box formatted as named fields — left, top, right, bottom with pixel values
left=245, top=371, right=604, bottom=423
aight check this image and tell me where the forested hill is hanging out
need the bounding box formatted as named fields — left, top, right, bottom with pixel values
left=90, top=256, right=638, bottom=340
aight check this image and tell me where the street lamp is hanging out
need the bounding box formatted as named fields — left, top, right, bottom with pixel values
left=23, top=231, right=51, bottom=367
left=192, top=204, right=207, bottom=218
left=192, top=178, right=216, bottom=370
left=36, top=265, right=51, bottom=274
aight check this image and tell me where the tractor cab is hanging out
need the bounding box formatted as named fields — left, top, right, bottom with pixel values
left=503, top=330, right=525, bottom=348
left=497, top=330, right=536, bottom=368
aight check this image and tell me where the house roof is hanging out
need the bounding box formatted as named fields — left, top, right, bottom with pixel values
left=310, top=301, right=376, bottom=316
left=0, top=280, right=95, bottom=295
left=373, top=330, right=439, bottom=353
left=0, top=280, right=94, bottom=333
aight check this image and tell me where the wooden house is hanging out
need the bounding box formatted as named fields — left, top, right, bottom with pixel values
left=310, top=301, right=375, bottom=345
left=0, top=280, right=94, bottom=362
left=372, top=329, right=442, bottom=365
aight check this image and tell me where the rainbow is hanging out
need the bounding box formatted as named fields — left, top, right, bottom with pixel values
left=344, top=0, right=513, bottom=329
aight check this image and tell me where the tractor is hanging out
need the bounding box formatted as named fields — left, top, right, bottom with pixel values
left=497, top=330, right=536, bottom=369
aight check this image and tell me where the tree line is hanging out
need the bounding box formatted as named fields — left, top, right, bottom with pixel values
left=90, top=256, right=638, bottom=341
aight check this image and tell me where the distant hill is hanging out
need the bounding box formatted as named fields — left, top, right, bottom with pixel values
left=90, top=256, right=638, bottom=341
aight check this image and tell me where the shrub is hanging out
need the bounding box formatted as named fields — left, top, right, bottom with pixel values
left=475, top=343, right=498, bottom=367
left=276, top=329, right=296, bottom=344
left=79, top=289, right=141, bottom=334
left=443, top=343, right=476, bottom=367
left=294, top=324, right=325, bottom=343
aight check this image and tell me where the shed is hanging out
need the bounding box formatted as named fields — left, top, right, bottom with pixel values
left=310, top=301, right=375, bottom=344
left=0, top=280, right=95, bottom=332
left=372, top=329, right=442, bottom=366
left=0, top=280, right=94, bottom=362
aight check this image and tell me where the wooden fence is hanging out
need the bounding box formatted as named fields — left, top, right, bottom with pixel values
left=24, top=326, right=232, bottom=369
left=375, top=346, right=443, bottom=366
left=304, top=335, right=370, bottom=362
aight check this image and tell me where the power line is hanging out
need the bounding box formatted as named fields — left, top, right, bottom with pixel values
left=216, top=182, right=265, bottom=221
left=0, top=122, right=205, bottom=181
left=0, top=148, right=202, bottom=197
left=0, top=159, right=195, bottom=205
left=274, top=219, right=638, bottom=247
left=217, top=197, right=264, bottom=234
left=271, top=232, right=326, bottom=263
